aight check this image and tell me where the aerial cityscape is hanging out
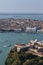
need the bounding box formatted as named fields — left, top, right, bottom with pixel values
left=0, top=18, right=43, bottom=33
left=0, top=0, right=43, bottom=65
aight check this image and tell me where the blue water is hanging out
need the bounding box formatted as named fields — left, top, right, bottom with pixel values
left=0, top=14, right=43, bottom=65
left=0, top=14, right=43, bottom=20
left=0, top=32, right=43, bottom=65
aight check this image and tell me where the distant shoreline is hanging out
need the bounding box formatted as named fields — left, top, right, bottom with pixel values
left=0, top=18, right=43, bottom=33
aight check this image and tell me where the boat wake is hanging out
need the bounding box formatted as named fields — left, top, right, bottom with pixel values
left=3, top=44, right=11, bottom=48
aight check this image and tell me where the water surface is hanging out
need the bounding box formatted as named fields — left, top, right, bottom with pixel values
left=0, top=32, right=43, bottom=65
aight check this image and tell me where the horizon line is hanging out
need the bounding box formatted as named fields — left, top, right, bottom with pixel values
left=0, top=13, right=43, bottom=15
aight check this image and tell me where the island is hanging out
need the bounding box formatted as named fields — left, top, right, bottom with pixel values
left=5, top=39, right=43, bottom=65
left=0, top=18, right=43, bottom=33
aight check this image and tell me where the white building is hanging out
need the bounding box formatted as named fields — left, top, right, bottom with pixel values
left=14, top=28, right=22, bottom=32
left=25, top=27, right=37, bottom=33
left=15, top=44, right=30, bottom=52
left=37, top=29, right=43, bottom=33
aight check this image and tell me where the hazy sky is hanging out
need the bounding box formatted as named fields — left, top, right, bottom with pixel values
left=0, top=0, right=43, bottom=13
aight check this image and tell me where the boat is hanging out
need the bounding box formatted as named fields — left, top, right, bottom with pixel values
left=3, top=44, right=11, bottom=48
left=1, top=40, right=8, bottom=43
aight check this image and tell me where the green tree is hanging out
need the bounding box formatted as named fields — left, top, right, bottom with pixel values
left=12, top=60, right=21, bottom=65
left=23, top=59, right=38, bottom=65
left=5, top=58, right=14, bottom=65
left=38, top=60, right=43, bottom=65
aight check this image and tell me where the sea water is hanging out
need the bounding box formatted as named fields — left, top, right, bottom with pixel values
left=0, top=13, right=43, bottom=20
